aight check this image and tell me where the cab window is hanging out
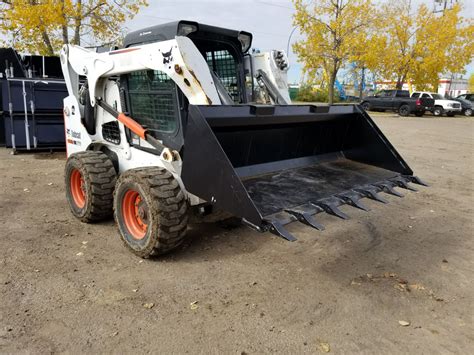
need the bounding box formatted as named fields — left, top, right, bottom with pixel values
left=127, top=70, right=179, bottom=136
left=206, top=49, right=240, bottom=103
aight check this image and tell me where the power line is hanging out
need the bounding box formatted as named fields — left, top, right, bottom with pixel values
left=255, top=0, right=294, bottom=10
left=139, top=14, right=176, bottom=21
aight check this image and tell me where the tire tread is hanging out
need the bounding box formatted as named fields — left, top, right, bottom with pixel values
left=114, top=167, right=188, bottom=257
left=65, top=151, right=117, bottom=222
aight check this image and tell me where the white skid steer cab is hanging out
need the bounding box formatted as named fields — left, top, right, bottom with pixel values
left=60, top=20, right=427, bottom=258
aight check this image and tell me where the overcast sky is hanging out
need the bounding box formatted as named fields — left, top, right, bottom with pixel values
left=1, top=0, right=471, bottom=82
left=126, top=0, right=474, bottom=83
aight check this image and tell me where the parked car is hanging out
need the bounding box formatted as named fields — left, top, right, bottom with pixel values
left=453, top=98, right=473, bottom=116
left=361, top=90, right=434, bottom=117
left=344, top=95, right=360, bottom=102
left=456, top=93, right=474, bottom=103
left=411, top=91, right=462, bottom=117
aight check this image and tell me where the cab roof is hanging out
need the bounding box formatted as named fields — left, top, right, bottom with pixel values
left=123, top=20, right=253, bottom=53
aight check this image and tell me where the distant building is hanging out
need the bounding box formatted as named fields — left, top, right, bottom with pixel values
left=374, top=81, right=411, bottom=91
left=374, top=76, right=469, bottom=97
left=438, top=77, right=468, bottom=97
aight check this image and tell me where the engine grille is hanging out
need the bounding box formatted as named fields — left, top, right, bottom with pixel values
left=452, top=103, right=461, bottom=108
left=102, top=121, right=121, bottom=144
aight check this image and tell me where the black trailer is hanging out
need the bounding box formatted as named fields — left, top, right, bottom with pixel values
left=0, top=48, right=67, bottom=152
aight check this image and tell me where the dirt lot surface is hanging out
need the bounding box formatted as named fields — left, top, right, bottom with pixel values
left=0, top=113, right=473, bottom=354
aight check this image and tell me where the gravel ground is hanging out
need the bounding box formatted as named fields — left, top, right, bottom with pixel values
left=0, top=113, right=473, bottom=353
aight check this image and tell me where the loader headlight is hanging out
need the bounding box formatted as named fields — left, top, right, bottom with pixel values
left=273, top=50, right=289, bottom=71
left=178, top=21, right=198, bottom=36
left=238, top=32, right=252, bottom=53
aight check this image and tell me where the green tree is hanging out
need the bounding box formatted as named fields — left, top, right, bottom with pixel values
left=0, top=0, right=148, bottom=55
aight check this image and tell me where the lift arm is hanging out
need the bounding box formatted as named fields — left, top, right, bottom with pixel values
left=59, top=36, right=220, bottom=107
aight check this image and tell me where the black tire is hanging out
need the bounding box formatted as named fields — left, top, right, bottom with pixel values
left=432, top=106, right=443, bottom=116
left=464, top=108, right=473, bottom=117
left=65, top=151, right=117, bottom=222
left=414, top=110, right=425, bottom=117
left=361, top=102, right=371, bottom=111
left=398, top=104, right=410, bottom=117
left=446, top=112, right=455, bottom=117
left=114, top=167, right=188, bottom=258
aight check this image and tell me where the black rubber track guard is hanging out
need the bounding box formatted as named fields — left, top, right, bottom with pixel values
left=181, top=104, right=428, bottom=241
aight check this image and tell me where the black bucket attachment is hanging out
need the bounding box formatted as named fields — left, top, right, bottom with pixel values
left=181, top=104, right=427, bottom=241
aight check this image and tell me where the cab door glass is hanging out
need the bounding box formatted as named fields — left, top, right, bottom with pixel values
left=127, top=70, right=179, bottom=137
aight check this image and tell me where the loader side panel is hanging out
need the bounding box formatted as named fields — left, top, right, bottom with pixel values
left=181, top=105, right=263, bottom=226
left=342, top=106, right=413, bottom=175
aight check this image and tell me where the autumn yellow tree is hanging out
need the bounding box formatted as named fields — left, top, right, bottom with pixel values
left=350, top=25, right=387, bottom=98
left=0, top=0, right=148, bottom=56
left=292, top=0, right=375, bottom=104
left=369, top=1, right=474, bottom=90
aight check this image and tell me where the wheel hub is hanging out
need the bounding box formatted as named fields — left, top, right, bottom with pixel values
left=136, top=199, right=148, bottom=224
left=122, top=190, right=148, bottom=240
left=70, top=168, right=86, bottom=208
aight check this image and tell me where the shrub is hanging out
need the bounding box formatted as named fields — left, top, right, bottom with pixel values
left=295, top=84, right=338, bottom=103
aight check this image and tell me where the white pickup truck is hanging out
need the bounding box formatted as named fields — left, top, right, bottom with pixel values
left=411, top=92, right=462, bottom=116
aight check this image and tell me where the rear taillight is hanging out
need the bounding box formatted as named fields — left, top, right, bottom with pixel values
left=416, top=99, right=421, bottom=106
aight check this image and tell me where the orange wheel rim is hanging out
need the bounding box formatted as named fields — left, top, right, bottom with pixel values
left=70, top=168, right=86, bottom=208
left=122, top=189, right=148, bottom=240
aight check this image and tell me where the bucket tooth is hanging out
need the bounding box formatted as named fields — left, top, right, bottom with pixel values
left=354, top=187, right=388, bottom=204
left=265, top=221, right=297, bottom=242
left=391, top=177, right=418, bottom=192
left=375, top=182, right=404, bottom=197
left=337, top=194, right=370, bottom=212
left=403, top=175, right=429, bottom=187
left=285, top=209, right=325, bottom=231
left=311, top=201, right=350, bottom=220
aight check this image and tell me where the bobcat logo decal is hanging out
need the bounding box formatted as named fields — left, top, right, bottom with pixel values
left=162, top=47, right=173, bottom=64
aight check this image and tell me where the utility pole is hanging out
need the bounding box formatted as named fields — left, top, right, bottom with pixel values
left=286, top=26, right=298, bottom=57
left=433, top=0, right=458, bottom=13
left=433, top=0, right=459, bottom=95
left=359, top=67, right=365, bottom=100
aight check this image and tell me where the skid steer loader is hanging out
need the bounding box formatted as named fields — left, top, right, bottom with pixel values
left=60, top=20, right=427, bottom=257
